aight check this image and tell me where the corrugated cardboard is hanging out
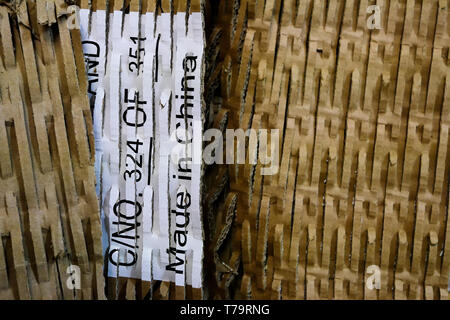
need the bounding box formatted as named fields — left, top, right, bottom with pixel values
left=0, top=0, right=104, bottom=299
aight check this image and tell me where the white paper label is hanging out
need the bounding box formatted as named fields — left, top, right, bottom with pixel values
left=80, top=8, right=204, bottom=288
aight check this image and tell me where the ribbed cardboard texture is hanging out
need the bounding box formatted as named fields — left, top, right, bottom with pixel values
left=204, top=0, right=450, bottom=300
left=1, top=0, right=449, bottom=301
left=0, top=0, right=104, bottom=299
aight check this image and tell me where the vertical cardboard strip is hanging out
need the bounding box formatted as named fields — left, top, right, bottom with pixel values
left=0, top=0, right=104, bottom=299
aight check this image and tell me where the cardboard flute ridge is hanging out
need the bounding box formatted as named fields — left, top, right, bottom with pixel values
left=78, top=0, right=205, bottom=299
left=0, top=0, right=104, bottom=299
left=203, top=0, right=450, bottom=300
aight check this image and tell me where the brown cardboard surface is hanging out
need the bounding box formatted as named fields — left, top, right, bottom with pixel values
left=1, top=0, right=449, bottom=301
left=203, top=0, right=450, bottom=300
left=0, top=0, right=104, bottom=299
